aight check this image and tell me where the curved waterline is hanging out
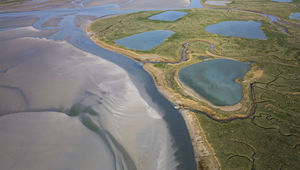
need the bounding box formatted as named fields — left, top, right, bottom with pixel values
left=179, top=59, right=250, bottom=106
left=0, top=4, right=197, bottom=170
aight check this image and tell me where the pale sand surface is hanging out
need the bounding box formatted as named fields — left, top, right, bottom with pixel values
left=0, top=16, right=39, bottom=30
left=0, top=27, right=55, bottom=41
left=0, top=0, right=72, bottom=12
left=0, top=111, right=114, bottom=170
left=0, top=26, right=179, bottom=170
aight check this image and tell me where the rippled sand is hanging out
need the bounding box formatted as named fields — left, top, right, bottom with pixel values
left=0, top=111, right=115, bottom=170
left=0, top=26, right=178, bottom=170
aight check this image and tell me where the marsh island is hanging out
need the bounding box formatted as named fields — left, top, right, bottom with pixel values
left=89, top=6, right=300, bottom=169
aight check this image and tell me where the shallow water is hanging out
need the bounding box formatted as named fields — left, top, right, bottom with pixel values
left=271, top=0, right=292, bottom=2
left=189, top=0, right=203, bottom=8
left=205, top=20, right=266, bottom=39
left=204, top=1, right=231, bottom=6
left=149, top=11, right=187, bottom=21
left=179, top=59, right=250, bottom=106
left=289, top=13, right=300, bottom=20
left=115, top=30, right=174, bottom=51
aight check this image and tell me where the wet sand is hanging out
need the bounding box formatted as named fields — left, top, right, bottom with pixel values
left=0, top=111, right=115, bottom=170
left=0, top=16, right=39, bottom=30
left=41, top=16, right=64, bottom=28
left=0, top=0, right=199, bottom=169
left=0, top=25, right=181, bottom=170
left=0, top=0, right=191, bottom=13
left=0, top=0, right=72, bottom=12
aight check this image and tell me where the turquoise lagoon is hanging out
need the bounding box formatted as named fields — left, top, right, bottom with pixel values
left=179, top=59, right=250, bottom=106
left=205, top=20, right=266, bottom=39
left=289, top=13, right=300, bottom=20
left=149, top=11, right=187, bottom=21
left=115, top=30, right=174, bottom=51
left=204, top=1, right=231, bottom=6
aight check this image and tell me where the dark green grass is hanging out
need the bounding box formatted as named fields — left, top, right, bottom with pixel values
left=203, top=0, right=300, bottom=22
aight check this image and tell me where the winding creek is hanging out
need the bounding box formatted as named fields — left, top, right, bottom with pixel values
left=0, top=0, right=298, bottom=169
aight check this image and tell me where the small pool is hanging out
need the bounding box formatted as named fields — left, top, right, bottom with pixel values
left=205, top=20, right=266, bottom=39
left=149, top=11, right=187, bottom=21
left=179, top=59, right=250, bottom=106
left=204, top=1, right=231, bottom=6
left=271, top=0, right=292, bottom=2
left=115, top=30, right=174, bottom=51
left=289, top=13, right=300, bottom=20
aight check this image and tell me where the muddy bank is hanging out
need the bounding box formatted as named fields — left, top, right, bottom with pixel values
left=181, top=109, right=220, bottom=170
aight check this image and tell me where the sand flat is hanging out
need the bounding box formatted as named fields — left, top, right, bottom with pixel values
left=0, top=25, right=180, bottom=170
left=0, top=111, right=115, bottom=170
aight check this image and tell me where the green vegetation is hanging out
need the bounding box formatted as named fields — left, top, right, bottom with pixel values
left=203, top=0, right=300, bottom=22
left=0, top=0, right=26, bottom=6
left=68, top=104, right=98, bottom=117
left=90, top=8, right=300, bottom=169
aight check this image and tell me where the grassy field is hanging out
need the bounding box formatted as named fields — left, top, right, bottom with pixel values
left=202, top=0, right=300, bottom=23
left=90, top=8, right=300, bottom=169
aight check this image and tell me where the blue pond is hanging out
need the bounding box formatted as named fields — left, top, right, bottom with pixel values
left=179, top=59, right=250, bottom=106
left=289, top=13, right=300, bottom=20
left=271, top=0, right=292, bottom=2
left=149, top=11, right=187, bottom=21
left=205, top=20, right=266, bottom=39
left=115, top=30, right=174, bottom=51
left=204, top=1, right=232, bottom=6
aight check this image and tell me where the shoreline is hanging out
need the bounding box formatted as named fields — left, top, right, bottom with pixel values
left=180, top=109, right=221, bottom=170
left=87, top=30, right=177, bottom=63
left=87, top=30, right=251, bottom=112
left=87, top=27, right=221, bottom=170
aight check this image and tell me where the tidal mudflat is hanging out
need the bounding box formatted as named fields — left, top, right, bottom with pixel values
left=179, top=59, right=250, bottom=106
left=149, top=11, right=187, bottom=21
left=0, top=23, right=192, bottom=170
left=115, top=30, right=174, bottom=51
left=205, top=20, right=266, bottom=39
left=0, top=111, right=114, bottom=170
